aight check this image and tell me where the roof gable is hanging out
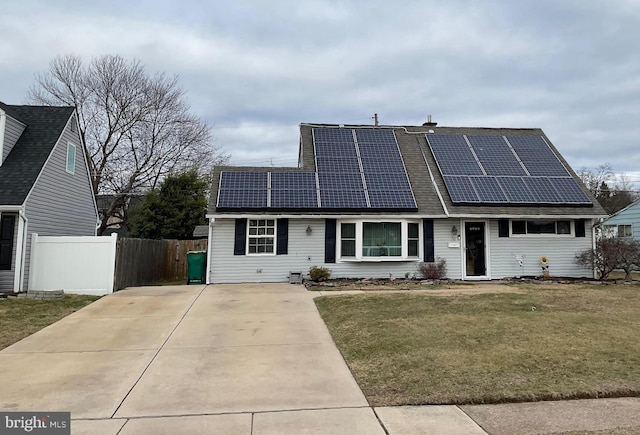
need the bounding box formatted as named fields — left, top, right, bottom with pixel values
left=0, top=102, right=75, bottom=205
left=601, top=198, right=640, bottom=224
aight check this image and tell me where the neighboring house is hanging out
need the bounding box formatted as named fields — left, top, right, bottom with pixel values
left=96, top=193, right=144, bottom=236
left=0, top=102, right=98, bottom=292
left=192, top=225, right=209, bottom=239
left=205, top=123, right=607, bottom=283
left=599, top=198, right=640, bottom=240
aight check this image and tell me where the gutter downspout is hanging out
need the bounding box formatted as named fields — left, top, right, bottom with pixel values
left=13, top=209, right=27, bottom=293
left=205, top=218, right=215, bottom=285
left=592, top=218, right=598, bottom=280
left=0, top=109, right=6, bottom=165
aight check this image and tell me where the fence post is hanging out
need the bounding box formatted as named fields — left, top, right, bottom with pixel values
left=27, top=233, right=39, bottom=291
left=108, top=233, right=118, bottom=292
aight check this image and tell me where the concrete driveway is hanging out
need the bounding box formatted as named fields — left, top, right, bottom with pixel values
left=0, top=284, right=385, bottom=434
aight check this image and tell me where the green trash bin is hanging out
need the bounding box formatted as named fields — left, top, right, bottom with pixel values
left=186, top=251, right=207, bottom=284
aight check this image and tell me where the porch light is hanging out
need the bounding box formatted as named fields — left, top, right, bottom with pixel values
left=306, top=225, right=313, bottom=235
left=451, top=225, right=458, bottom=239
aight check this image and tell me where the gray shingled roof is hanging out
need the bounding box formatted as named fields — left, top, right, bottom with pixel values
left=207, top=123, right=607, bottom=218
left=0, top=102, right=75, bottom=206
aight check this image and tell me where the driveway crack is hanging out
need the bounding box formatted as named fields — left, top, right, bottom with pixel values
left=110, top=286, right=208, bottom=418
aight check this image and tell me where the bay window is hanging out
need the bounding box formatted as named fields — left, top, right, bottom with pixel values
left=338, top=220, right=420, bottom=260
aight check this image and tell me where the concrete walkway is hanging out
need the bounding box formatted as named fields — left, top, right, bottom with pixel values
left=1, top=283, right=639, bottom=434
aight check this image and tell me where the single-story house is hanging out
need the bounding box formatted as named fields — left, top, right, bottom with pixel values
left=0, top=102, right=98, bottom=292
left=599, top=198, right=640, bottom=240
left=205, top=122, right=607, bottom=283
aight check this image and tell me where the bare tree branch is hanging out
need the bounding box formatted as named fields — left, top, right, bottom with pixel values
left=28, top=54, right=230, bottom=235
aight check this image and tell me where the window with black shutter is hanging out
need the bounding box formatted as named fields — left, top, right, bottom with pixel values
left=0, top=215, right=16, bottom=270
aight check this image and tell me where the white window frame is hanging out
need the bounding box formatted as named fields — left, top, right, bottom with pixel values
left=66, top=142, right=76, bottom=174
left=246, top=218, right=276, bottom=256
left=510, top=220, right=573, bottom=237
left=337, top=219, right=422, bottom=262
left=617, top=224, right=633, bottom=238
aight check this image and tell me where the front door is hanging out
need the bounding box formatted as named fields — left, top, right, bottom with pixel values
left=464, top=222, right=487, bottom=278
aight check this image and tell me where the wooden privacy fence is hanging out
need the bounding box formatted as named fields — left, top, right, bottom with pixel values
left=114, top=238, right=208, bottom=290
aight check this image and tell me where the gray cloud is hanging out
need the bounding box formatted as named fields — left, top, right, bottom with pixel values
left=1, top=0, right=639, bottom=187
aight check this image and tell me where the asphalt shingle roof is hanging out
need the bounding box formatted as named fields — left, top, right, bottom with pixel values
left=0, top=102, right=74, bottom=206
left=207, top=123, right=607, bottom=218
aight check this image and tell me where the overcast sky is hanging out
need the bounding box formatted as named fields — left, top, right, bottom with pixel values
left=2, top=1, right=639, bottom=188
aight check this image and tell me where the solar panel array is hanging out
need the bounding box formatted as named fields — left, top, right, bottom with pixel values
left=314, top=127, right=416, bottom=209
left=217, top=127, right=417, bottom=210
left=427, top=134, right=592, bottom=205
left=217, top=171, right=320, bottom=209
left=314, top=127, right=368, bottom=208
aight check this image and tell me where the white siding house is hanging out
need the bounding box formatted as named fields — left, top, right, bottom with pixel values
left=206, top=124, right=606, bottom=283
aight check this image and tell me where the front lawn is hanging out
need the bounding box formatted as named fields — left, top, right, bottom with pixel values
left=0, top=295, right=100, bottom=350
left=315, top=284, right=640, bottom=406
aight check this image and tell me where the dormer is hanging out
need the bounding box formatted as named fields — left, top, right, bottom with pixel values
left=0, top=106, right=27, bottom=166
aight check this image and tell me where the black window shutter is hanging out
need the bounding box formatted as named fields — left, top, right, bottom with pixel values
left=498, top=220, right=509, bottom=238
left=233, top=219, right=247, bottom=255
left=276, top=219, right=288, bottom=255
left=0, top=215, right=16, bottom=270
left=575, top=219, right=586, bottom=238
left=325, top=219, right=336, bottom=263
left=423, top=219, right=434, bottom=262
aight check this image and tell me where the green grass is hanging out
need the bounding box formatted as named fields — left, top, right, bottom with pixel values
left=0, top=295, right=100, bottom=350
left=315, top=284, right=640, bottom=406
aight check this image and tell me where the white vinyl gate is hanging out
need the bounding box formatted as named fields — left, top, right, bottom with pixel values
left=29, top=233, right=117, bottom=296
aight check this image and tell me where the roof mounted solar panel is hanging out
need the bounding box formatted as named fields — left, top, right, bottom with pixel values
left=496, top=177, right=536, bottom=203
left=480, top=160, right=527, bottom=176
left=522, top=162, right=570, bottom=177
left=523, top=177, right=562, bottom=203
left=443, top=175, right=481, bottom=203
left=506, top=135, right=569, bottom=177
left=355, top=128, right=396, bottom=143
left=549, top=177, right=592, bottom=204
left=313, top=127, right=354, bottom=143
left=219, top=171, right=267, bottom=190
left=316, top=157, right=361, bottom=173
left=271, top=189, right=319, bottom=208
left=469, top=176, right=509, bottom=203
left=318, top=172, right=364, bottom=190
left=364, top=173, right=412, bottom=190
left=314, top=142, right=358, bottom=159
left=270, top=172, right=317, bottom=190
left=218, top=189, right=267, bottom=208
left=361, top=158, right=408, bottom=174
left=320, top=189, right=368, bottom=208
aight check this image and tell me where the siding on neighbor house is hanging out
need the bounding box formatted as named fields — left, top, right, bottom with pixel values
left=0, top=213, right=18, bottom=290
left=22, top=120, right=97, bottom=290
left=601, top=201, right=640, bottom=242
left=2, top=115, right=26, bottom=164
left=209, top=217, right=595, bottom=283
